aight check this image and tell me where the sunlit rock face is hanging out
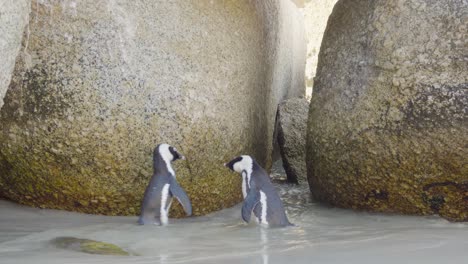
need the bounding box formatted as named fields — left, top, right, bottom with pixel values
left=0, top=0, right=30, bottom=109
left=254, top=0, right=307, bottom=168
left=302, top=0, right=338, bottom=96
left=0, top=0, right=305, bottom=216
left=307, top=0, right=467, bottom=221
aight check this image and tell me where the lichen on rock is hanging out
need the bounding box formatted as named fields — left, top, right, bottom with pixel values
left=307, top=0, right=468, bottom=221
left=0, top=0, right=305, bottom=216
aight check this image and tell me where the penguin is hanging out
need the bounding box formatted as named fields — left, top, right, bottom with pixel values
left=224, top=155, right=293, bottom=227
left=138, top=143, right=192, bottom=225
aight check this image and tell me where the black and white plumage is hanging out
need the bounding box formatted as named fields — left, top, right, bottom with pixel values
left=138, top=143, right=192, bottom=225
left=224, top=155, right=292, bottom=227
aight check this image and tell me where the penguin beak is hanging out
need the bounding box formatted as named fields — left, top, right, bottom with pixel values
left=180, top=155, right=186, bottom=160
left=223, top=163, right=227, bottom=167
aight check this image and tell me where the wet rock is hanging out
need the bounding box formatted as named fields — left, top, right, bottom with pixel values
left=277, top=98, right=309, bottom=184
left=0, top=0, right=305, bottom=216
left=307, top=0, right=468, bottom=221
left=0, top=0, right=30, bottom=109
left=51, top=237, right=129, bottom=256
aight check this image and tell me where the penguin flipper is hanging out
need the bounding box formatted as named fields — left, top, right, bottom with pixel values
left=169, top=179, right=192, bottom=216
left=241, top=187, right=259, bottom=223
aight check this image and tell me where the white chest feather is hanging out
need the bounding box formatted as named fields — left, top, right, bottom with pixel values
left=160, top=184, right=171, bottom=225
left=259, top=191, right=268, bottom=225
left=241, top=171, right=248, bottom=198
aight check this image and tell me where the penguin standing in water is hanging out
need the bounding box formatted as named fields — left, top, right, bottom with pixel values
left=138, top=144, right=192, bottom=225
left=224, top=155, right=292, bottom=227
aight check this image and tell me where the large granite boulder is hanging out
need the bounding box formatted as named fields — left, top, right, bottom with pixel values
left=0, top=0, right=305, bottom=216
left=0, top=0, right=30, bottom=109
left=277, top=98, right=309, bottom=184
left=307, top=0, right=467, bottom=221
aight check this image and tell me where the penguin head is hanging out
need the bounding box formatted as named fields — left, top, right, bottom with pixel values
left=155, top=143, right=185, bottom=162
left=224, top=155, right=253, bottom=173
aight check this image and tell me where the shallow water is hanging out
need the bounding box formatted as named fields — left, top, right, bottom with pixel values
left=1, top=178, right=467, bottom=264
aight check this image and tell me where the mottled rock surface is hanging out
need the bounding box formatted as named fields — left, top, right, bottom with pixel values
left=0, top=0, right=30, bottom=109
left=0, top=0, right=305, bottom=216
left=278, top=98, right=309, bottom=184
left=307, top=0, right=468, bottom=221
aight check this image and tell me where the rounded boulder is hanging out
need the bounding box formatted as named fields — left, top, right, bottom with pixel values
left=307, top=0, right=467, bottom=221
left=0, top=0, right=305, bottom=216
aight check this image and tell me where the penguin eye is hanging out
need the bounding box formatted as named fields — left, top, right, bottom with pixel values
left=228, top=156, right=243, bottom=171
left=234, top=156, right=243, bottom=163
left=169, top=146, right=181, bottom=160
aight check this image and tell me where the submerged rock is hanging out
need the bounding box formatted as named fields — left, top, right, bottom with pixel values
left=307, top=0, right=467, bottom=221
left=277, top=98, right=309, bottom=184
left=0, top=0, right=305, bottom=216
left=51, top=237, right=129, bottom=256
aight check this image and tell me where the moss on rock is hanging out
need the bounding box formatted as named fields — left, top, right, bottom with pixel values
left=307, top=0, right=468, bottom=221
left=52, top=237, right=129, bottom=256
left=0, top=0, right=305, bottom=216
